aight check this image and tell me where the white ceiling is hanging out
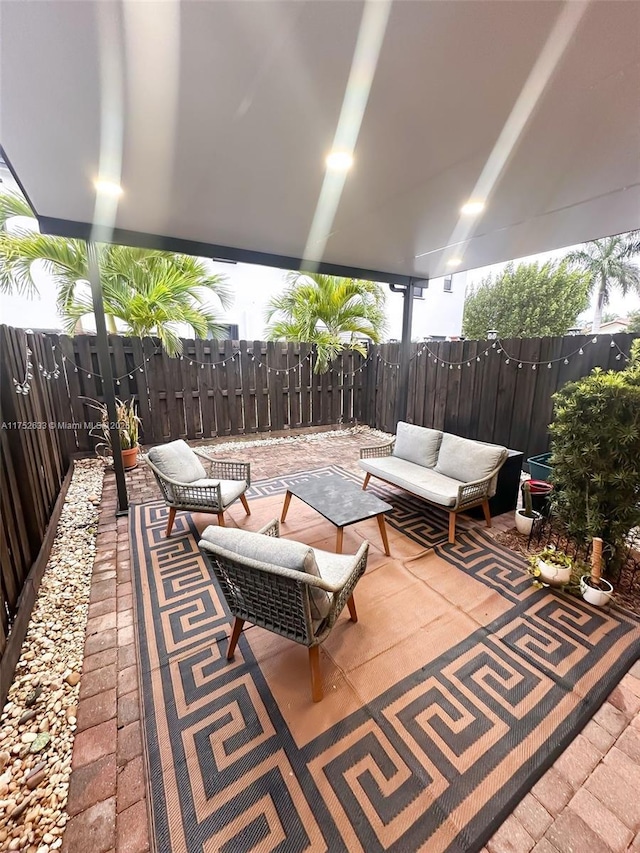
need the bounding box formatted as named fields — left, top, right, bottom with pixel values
left=1, top=0, right=639, bottom=283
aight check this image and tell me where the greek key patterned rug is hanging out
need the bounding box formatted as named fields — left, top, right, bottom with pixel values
left=130, top=467, right=640, bottom=853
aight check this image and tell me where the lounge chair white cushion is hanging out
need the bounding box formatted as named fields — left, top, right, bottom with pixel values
left=148, top=439, right=206, bottom=483
left=435, top=434, right=504, bottom=484
left=187, top=479, right=249, bottom=507
left=199, top=527, right=331, bottom=619
left=393, top=422, right=442, bottom=468
left=360, top=456, right=461, bottom=507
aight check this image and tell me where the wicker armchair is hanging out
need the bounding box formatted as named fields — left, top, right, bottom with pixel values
left=199, top=520, right=369, bottom=702
left=142, top=439, right=251, bottom=536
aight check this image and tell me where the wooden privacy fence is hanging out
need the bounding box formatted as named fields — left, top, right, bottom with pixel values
left=0, top=326, right=72, bottom=705
left=40, top=335, right=369, bottom=450
left=368, top=332, right=638, bottom=462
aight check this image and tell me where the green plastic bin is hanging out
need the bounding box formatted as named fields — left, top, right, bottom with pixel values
left=527, top=452, right=552, bottom=480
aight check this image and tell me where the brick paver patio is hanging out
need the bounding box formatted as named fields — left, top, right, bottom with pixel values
left=62, top=428, right=640, bottom=853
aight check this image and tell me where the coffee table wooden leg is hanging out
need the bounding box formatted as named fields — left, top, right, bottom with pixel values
left=281, top=490, right=292, bottom=523
left=377, top=514, right=391, bottom=556
left=336, top=527, right=344, bottom=554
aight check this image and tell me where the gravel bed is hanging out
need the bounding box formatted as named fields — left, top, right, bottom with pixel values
left=198, top=425, right=392, bottom=454
left=0, top=459, right=103, bottom=853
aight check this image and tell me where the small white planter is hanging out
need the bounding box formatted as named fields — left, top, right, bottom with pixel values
left=515, top=509, right=541, bottom=536
left=537, top=558, right=571, bottom=587
left=580, top=575, right=613, bottom=607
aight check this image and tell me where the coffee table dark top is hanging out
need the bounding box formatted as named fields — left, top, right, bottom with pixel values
left=285, top=474, right=392, bottom=528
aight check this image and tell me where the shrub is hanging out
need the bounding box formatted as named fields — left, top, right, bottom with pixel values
left=549, top=340, right=640, bottom=564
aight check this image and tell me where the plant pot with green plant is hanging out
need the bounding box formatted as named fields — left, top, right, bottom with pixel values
left=580, top=536, right=613, bottom=607
left=82, top=396, right=142, bottom=470
left=529, top=546, right=573, bottom=587
left=515, top=480, right=542, bottom=536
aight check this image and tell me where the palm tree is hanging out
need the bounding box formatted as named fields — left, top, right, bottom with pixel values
left=565, top=232, right=640, bottom=333
left=265, top=272, right=387, bottom=373
left=0, top=191, right=232, bottom=354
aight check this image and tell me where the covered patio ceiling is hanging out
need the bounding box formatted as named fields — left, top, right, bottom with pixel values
left=1, top=0, right=639, bottom=284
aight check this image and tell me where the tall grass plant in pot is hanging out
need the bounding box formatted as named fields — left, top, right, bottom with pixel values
left=82, top=396, right=142, bottom=469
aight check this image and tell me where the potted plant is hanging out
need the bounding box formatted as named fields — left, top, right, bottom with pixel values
left=82, top=396, right=142, bottom=470
left=529, top=546, right=573, bottom=587
left=515, top=480, right=542, bottom=535
left=580, top=536, right=613, bottom=607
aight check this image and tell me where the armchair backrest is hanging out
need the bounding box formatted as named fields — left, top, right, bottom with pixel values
left=147, top=439, right=206, bottom=484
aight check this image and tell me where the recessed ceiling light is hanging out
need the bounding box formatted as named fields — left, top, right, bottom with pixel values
left=94, top=179, right=123, bottom=197
left=447, top=258, right=462, bottom=267
left=460, top=200, right=485, bottom=215
left=325, top=151, right=353, bottom=172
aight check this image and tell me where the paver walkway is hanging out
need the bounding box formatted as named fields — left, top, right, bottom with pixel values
left=62, top=428, right=640, bottom=853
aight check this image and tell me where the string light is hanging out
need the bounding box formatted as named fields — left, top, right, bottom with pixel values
left=11, top=331, right=633, bottom=396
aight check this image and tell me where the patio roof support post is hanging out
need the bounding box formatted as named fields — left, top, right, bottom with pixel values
left=87, top=240, right=129, bottom=515
left=389, top=279, right=417, bottom=426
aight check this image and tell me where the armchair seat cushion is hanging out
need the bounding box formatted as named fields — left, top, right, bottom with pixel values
left=200, top=526, right=331, bottom=618
left=360, top=456, right=462, bottom=507
left=187, top=479, right=249, bottom=507
left=148, top=439, right=206, bottom=483
left=314, top=549, right=363, bottom=589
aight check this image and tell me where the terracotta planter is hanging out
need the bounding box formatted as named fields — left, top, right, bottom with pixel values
left=537, top=558, right=571, bottom=588
left=121, top=446, right=139, bottom=470
left=515, top=509, right=541, bottom=536
left=580, top=575, right=613, bottom=607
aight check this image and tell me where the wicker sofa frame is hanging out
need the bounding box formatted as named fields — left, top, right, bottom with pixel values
left=360, top=436, right=508, bottom=544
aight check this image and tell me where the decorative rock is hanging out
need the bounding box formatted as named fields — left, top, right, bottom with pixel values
left=64, top=673, right=80, bottom=687
left=25, top=687, right=43, bottom=708
left=28, top=733, right=50, bottom=754
left=21, top=733, right=38, bottom=744
left=26, top=770, right=46, bottom=790
left=18, top=710, right=38, bottom=726
left=0, top=751, right=10, bottom=770
left=25, top=762, right=45, bottom=781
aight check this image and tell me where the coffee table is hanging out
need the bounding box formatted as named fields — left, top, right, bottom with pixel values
left=280, top=474, right=392, bottom=555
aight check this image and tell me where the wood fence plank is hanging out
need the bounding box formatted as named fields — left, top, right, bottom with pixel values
left=492, top=339, right=522, bottom=449
left=253, top=341, right=269, bottom=432
left=287, top=343, right=300, bottom=429
left=128, top=337, right=152, bottom=444
left=57, top=335, right=91, bottom=449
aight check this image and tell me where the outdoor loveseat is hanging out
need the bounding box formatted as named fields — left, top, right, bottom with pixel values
left=359, top=422, right=508, bottom=543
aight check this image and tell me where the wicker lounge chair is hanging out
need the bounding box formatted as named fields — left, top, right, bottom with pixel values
left=143, top=439, right=251, bottom=536
left=199, top=520, right=369, bottom=701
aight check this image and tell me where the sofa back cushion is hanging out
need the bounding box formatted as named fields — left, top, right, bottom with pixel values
left=199, top=527, right=331, bottom=619
left=393, top=422, right=442, bottom=468
left=148, top=439, right=206, bottom=483
left=435, top=434, right=505, bottom=483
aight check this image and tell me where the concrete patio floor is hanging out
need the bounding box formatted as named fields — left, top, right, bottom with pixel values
left=61, top=428, right=640, bottom=853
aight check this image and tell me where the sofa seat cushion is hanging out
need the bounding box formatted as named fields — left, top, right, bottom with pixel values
left=148, top=439, right=207, bottom=483
left=199, top=527, right=331, bottom=619
left=359, top=457, right=462, bottom=508
left=393, top=422, right=442, bottom=468
left=435, top=434, right=505, bottom=484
